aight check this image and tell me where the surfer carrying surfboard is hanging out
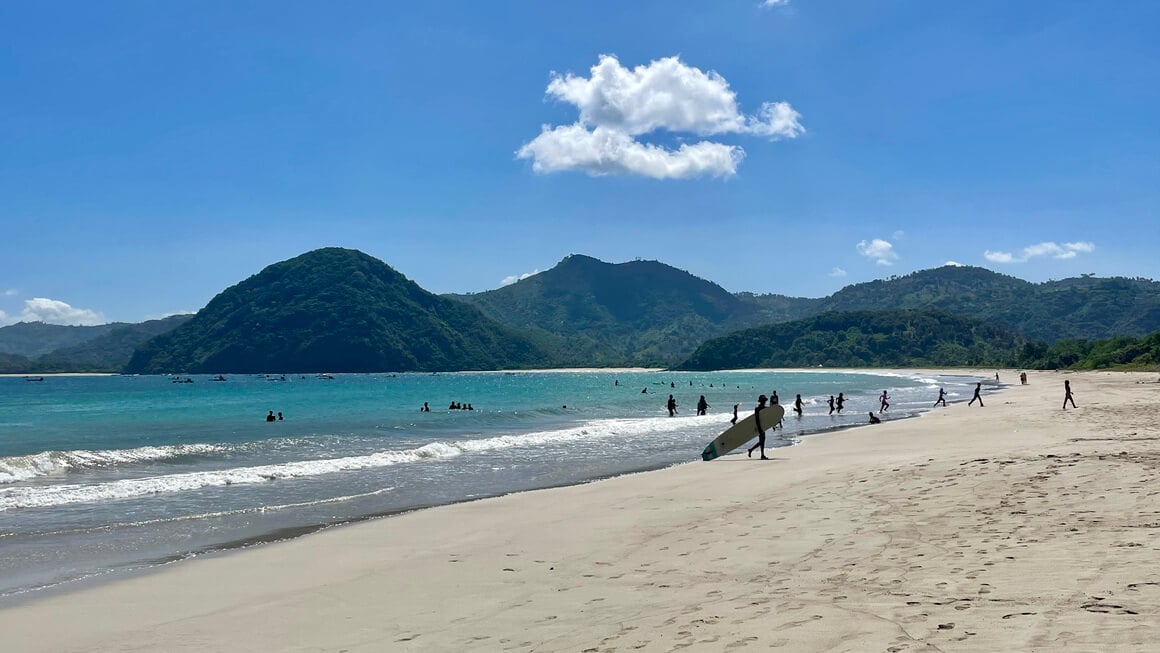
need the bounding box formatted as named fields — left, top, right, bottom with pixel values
left=746, top=395, right=770, bottom=460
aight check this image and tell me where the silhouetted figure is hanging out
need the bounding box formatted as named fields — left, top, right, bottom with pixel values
left=277, top=412, right=283, bottom=421
left=731, top=403, right=740, bottom=425
left=793, top=394, right=803, bottom=417
left=828, top=395, right=835, bottom=415
left=1020, top=372, right=1027, bottom=385
left=771, top=391, right=780, bottom=405
left=968, top=382, right=984, bottom=407
left=995, top=372, right=1000, bottom=382
left=421, top=402, right=430, bottom=412
left=747, top=395, right=770, bottom=460
left=467, top=403, right=474, bottom=411
left=671, top=382, right=675, bottom=388
left=836, top=393, right=845, bottom=413
left=696, top=395, right=709, bottom=416
left=667, top=394, right=678, bottom=416
left=934, top=388, right=947, bottom=407
left=868, top=412, right=881, bottom=424
left=266, top=411, right=276, bottom=422
left=1063, top=380, right=1077, bottom=409
left=641, top=387, right=648, bottom=394
left=614, top=379, right=619, bottom=386
left=879, top=391, right=890, bottom=413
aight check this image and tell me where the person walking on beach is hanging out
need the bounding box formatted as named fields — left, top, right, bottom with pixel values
left=828, top=395, right=835, bottom=415
left=667, top=394, right=678, bottom=416
left=968, top=382, right=984, bottom=407
left=868, top=412, right=881, bottom=424
left=793, top=394, right=804, bottom=417
left=1063, top=380, right=1077, bottom=409
left=879, top=391, right=890, bottom=413
left=747, top=395, right=770, bottom=460
left=836, top=393, right=845, bottom=413
left=696, top=395, right=709, bottom=416
left=934, top=388, right=947, bottom=407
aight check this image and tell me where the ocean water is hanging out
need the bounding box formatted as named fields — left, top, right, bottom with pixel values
left=0, top=369, right=992, bottom=599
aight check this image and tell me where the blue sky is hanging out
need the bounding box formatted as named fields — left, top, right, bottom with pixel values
left=1, top=0, right=1157, bottom=325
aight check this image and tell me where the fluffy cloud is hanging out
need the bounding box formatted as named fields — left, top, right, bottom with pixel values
left=501, top=269, right=541, bottom=287
left=518, top=55, right=802, bottom=179
left=829, top=267, right=847, bottom=277
left=6, top=298, right=105, bottom=326
left=856, top=239, right=899, bottom=266
left=983, top=241, right=1095, bottom=264
left=760, top=0, right=790, bottom=6
left=943, top=261, right=964, bottom=267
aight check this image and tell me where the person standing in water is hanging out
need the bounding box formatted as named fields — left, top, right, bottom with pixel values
left=828, top=395, right=835, bottom=415
left=968, top=382, right=984, bottom=407
left=793, top=394, right=803, bottom=417
left=879, top=391, right=890, bottom=413
left=836, top=393, right=845, bottom=413
left=1063, top=380, right=1077, bottom=409
left=667, top=394, right=678, bottom=416
left=934, top=388, right=946, bottom=407
left=696, top=395, right=709, bottom=416
left=747, top=395, right=770, bottom=460
left=731, top=402, right=740, bottom=425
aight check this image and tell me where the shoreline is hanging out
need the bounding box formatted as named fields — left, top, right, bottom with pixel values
left=8, top=370, right=1153, bottom=651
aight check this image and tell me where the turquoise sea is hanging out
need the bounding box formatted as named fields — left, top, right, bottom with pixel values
left=0, top=370, right=992, bottom=599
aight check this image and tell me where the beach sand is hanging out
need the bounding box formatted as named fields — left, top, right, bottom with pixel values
left=4, top=369, right=1159, bottom=652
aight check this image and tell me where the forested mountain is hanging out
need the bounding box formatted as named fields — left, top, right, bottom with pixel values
left=450, top=254, right=799, bottom=366
left=30, top=315, right=193, bottom=372
left=816, top=266, right=1160, bottom=341
left=0, top=321, right=122, bottom=358
left=1020, top=329, right=1160, bottom=370
left=677, top=309, right=1028, bottom=370
left=125, top=248, right=551, bottom=374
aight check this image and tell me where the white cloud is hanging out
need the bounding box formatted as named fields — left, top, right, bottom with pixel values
left=856, top=239, right=899, bottom=266
left=892, top=230, right=905, bottom=240
left=760, top=0, right=790, bottom=6
left=829, top=267, right=847, bottom=277
left=3, top=289, right=17, bottom=297
left=517, top=55, right=802, bottom=179
left=983, top=241, right=1095, bottom=264
left=501, top=269, right=541, bottom=287
left=7, top=298, right=105, bottom=326
left=943, top=260, right=964, bottom=267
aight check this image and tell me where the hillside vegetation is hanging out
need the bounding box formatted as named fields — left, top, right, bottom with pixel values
left=125, top=248, right=551, bottom=374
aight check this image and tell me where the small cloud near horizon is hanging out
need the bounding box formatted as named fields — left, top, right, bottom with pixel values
left=760, top=0, right=790, bottom=6
left=0, top=298, right=106, bottom=326
left=517, top=54, right=803, bottom=179
left=501, top=270, right=541, bottom=286
left=856, top=239, right=899, bottom=266
left=983, top=241, right=1095, bottom=264
left=3, top=289, right=17, bottom=297
left=943, top=261, right=964, bottom=267
left=829, top=267, right=847, bottom=277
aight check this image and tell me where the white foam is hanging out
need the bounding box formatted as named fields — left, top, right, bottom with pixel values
left=0, top=444, right=225, bottom=484
left=0, top=416, right=704, bottom=511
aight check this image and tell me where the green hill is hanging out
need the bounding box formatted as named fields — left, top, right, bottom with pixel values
left=677, top=309, right=1028, bottom=370
left=0, top=321, right=121, bottom=358
left=33, top=315, right=192, bottom=372
left=817, top=266, right=1160, bottom=341
left=449, top=254, right=803, bottom=366
left=125, top=248, right=551, bottom=374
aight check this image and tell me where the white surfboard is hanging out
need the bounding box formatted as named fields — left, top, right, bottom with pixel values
left=701, top=404, right=785, bottom=461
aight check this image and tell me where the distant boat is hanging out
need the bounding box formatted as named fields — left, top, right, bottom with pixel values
left=211, top=375, right=227, bottom=382
left=25, top=377, right=45, bottom=382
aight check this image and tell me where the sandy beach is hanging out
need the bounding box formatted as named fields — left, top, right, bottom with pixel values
left=4, top=369, right=1159, bottom=652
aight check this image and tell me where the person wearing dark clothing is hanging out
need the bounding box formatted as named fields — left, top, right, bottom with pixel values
left=696, top=395, right=709, bottom=416
left=266, top=411, right=276, bottom=422
left=793, top=394, right=803, bottom=417
left=868, top=412, right=881, bottom=424
left=828, top=395, right=835, bottom=415
left=879, top=391, right=890, bottom=413
left=968, top=382, right=984, bottom=407
left=667, top=394, right=677, bottom=416
left=771, top=391, right=780, bottom=405
left=731, top=403, right=740, bottom=425
left=1063, top=380, right=1077, bottom=409
left=277, top=412, right=283, bottom=421
left=421, top=402, right=430, bottom=412
left=747, top=395, right=770, bottom=460
left=934, top=388, right=947, bottom=407
left=836, top=393, right=845, bottom=413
